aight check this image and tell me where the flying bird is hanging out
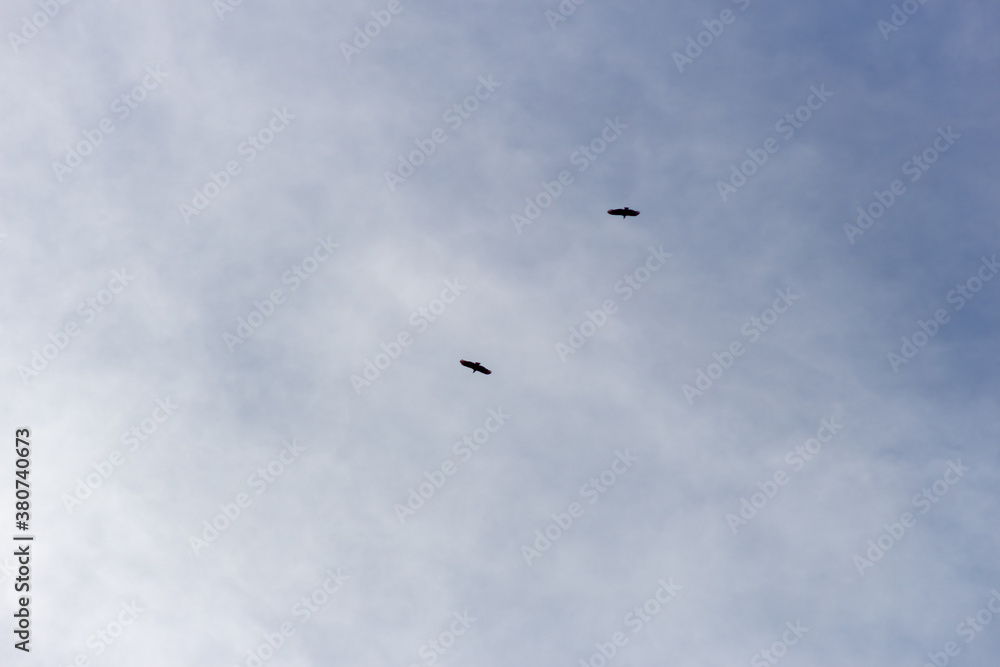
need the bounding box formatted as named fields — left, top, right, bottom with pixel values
left=460, top=359, right=492, bottom=375
left=607, top=207, right=639, bottom=219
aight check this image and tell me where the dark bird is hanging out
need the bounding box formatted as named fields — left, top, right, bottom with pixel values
left=460, top=359, right=492, bottom=375
left=607, top=207, right=640, bottom=219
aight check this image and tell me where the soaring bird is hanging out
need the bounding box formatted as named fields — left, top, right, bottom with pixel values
left=607, top=207, right=639, bottom=219
left=460, top=359, right=492, bottom=375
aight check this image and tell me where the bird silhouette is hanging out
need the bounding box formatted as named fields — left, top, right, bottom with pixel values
left=607, top=207, right=640, bottom=219
left=460, top=359, right=492, bottom=375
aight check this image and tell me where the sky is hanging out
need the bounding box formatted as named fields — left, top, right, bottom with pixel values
left=2, top=0, right=999, bottom=666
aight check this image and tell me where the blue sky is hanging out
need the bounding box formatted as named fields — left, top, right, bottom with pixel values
left=2, top=1, right=999, bottom=666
